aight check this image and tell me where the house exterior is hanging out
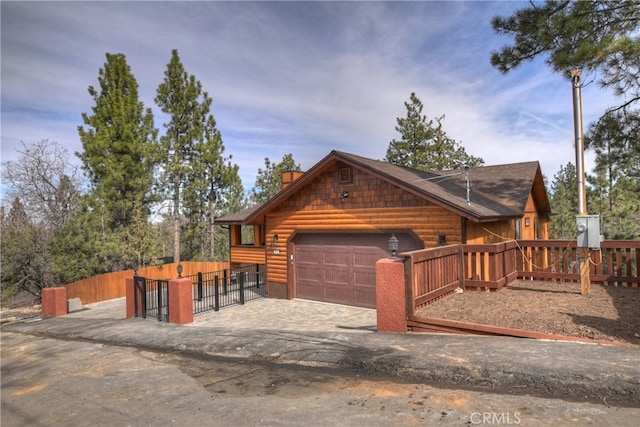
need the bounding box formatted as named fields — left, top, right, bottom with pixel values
left=217, top=150, right=551, bottom=308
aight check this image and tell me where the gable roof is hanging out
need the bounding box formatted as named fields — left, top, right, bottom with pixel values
left=217, top=150, right=550, bottom=224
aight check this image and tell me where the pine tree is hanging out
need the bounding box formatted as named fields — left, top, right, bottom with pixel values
left=492, top=1, right=640, bottom=240
left=251, top=154, right=301, bottom=205
left=50, top=197, right=125, bottom=283
left=586, top=110, right=640, bottom=238
left=78, top=53, right=158, bottom=232
left=549, top=163, right=579, bottom=239
left=155, top=49, right=242, bottom=262
left=385, top=93, right=484, bottom=171
left=491, top=0, right=639, bottom=106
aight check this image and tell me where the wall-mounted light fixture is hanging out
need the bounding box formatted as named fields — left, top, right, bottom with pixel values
left=177, top=263, right=183, bottom=278
left=525, top=217, right=531, bottom=227
left=341, top=191, right=349, bottom=202
left=389, top=234, right=399, bottom=259
left=271, top=234, right=280, bottom=255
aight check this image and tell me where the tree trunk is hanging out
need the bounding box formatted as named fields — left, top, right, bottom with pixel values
left=209, top=195, right=216, bottom=260
left=173, top=181, right=181, bottom=264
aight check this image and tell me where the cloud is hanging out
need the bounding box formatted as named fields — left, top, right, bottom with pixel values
left=1, top=1, right=611, bottom=197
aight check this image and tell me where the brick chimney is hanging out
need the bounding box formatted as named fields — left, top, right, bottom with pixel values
left=281, top=170, right=304, bottom=189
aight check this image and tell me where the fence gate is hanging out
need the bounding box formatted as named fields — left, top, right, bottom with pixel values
left=133, top=275, right=169, bottom=322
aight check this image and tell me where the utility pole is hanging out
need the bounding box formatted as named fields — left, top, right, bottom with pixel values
left=571, top=69, right=591, bottom=295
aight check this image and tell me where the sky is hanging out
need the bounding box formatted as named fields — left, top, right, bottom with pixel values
left=1, top=0, right=616, bottom=200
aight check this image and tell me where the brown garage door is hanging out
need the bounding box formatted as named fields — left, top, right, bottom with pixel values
left=294, top=233, right=421, bottom=308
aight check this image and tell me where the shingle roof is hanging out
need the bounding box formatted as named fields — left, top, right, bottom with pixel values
left=337, top=152, right=523, bottom=219
left=217, top=150, right=549, bottom=224
left=216, top=204, right=261, bottom=224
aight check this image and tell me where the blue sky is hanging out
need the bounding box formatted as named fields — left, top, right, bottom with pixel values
left=1, top=1, right=614, bottom=199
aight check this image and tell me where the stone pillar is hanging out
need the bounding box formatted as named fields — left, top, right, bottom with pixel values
left=375, top=258, right=407, bottom=333
left=125, top=277, right=140, bottom=318
left=41, top=287, right=67, bottom=317
left=168, top=277, right=194, bottom=325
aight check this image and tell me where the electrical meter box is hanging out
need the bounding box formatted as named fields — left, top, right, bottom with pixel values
left=576, top=215, right=601, bottom=250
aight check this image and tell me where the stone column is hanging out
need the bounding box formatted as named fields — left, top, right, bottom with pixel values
left=41, top=287, right=67, bottom=317
left=125, top=277, right=140, bottom=318
left=375, top=258, right=407, bottom=333
left=168, top=277, right=194, bottom=325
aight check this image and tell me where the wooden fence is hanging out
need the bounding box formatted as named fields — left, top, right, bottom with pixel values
left=404, top=245, right=463, bottom=312
left=405, top=240, right=639, bottom=316
left=517, top=240, right=639, bottom=286
left=463, top=241, right=519, bottom=290
left=64, top=261, right=230, bottom=304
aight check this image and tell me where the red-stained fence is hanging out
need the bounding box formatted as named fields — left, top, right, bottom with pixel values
left=404, top=240, right=639, bottom=315
left=517, top=240, right=639, bottom=286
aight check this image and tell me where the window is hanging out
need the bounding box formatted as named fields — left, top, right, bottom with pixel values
left=241, top=225, right=254, bottom=245
left=515, top=219, right=522, bottom=240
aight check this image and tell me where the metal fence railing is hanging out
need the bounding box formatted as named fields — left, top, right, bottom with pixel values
left=188, top=264, right=266, bottom=315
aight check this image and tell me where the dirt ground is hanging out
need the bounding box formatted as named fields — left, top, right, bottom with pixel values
left=417, top=280, right=640, bottom=346
left=0, top=292, right=41, bottom=325
left=4, top=332, right=639, bottom=426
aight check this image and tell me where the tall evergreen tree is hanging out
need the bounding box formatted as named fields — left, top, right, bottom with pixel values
left=50, top=197, right=115, bottom=283
left=155, top=49, right=241, bottom=262
left=214, top=167, right=247, bottom=262
left=549, top=163, right=579, bottom=239
left=586, top=110, right=640, bottom=238
left=491, top=0, right=640, bottom=111
left=385, top=93, right=484, bottom=171
left=74, top=53, right=158, bottom=272
left=491, top=1, right=640, bottom=239
left=251, top=154, right=301, bottom=205
left=585, top=61, right=639, bottom=240
left=78, top=53, right=158, bottom=231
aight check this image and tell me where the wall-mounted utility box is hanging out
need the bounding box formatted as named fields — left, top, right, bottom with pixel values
left=576, top=215, right=601, bottom=250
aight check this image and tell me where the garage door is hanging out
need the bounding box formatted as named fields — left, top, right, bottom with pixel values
left=294, top=233, right=421, bottom=308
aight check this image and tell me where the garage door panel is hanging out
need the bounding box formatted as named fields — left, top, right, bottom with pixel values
left=353, top=251, right=386, bottom=267
left=296, top=249, right=320, bottom=264
left=294, top=232, right=422, bottom=308
left=324, top=286, right=354, bottom=305
left=324, top=268, right=351, bottom=285
left=354, top=289, right=376, bottom=307
left=297, top=283, right=324, bottom=301
left=296, top=265, right=321, bottom=282
left=353, top=270, right=376, bottom=287
left=323, top=249, right=350, bottom=267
